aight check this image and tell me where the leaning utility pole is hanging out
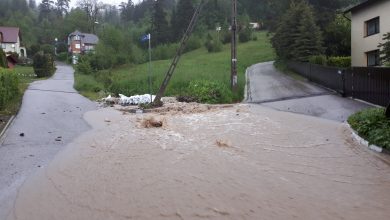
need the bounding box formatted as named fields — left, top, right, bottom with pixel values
left=231, top=0, right=238, bottom=92
left=153, top=0, right=206, bottom=106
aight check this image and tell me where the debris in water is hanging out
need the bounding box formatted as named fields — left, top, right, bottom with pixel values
left=215, top=139, right=231, bottom=148
left=19, top=133, right=24, bottom=137
left=141, top=117, right=164, bottom=128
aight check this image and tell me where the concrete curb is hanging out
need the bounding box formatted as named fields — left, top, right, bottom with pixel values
left=0, top=115, right=15, bottom=144
left=345, top=122, right=388, bottom=154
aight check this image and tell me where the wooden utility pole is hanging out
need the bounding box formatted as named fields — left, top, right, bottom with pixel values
left=231, top=0, right=238, bottom=91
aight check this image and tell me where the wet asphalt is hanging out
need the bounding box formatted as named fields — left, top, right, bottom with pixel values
left=245, top=61, right=371, bottom=122
left=0, top=63, right=96, bottom=218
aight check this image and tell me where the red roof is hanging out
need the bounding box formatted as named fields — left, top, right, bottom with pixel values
left=0, top=27, right=20, bottom=43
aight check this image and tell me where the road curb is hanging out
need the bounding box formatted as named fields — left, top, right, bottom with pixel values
left=345, top=122, right=389, bottom=154
left=0, top=115, right=15, bottom=144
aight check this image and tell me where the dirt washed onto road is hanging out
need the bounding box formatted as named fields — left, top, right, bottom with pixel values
left=8, top=103, right=390, bottom=220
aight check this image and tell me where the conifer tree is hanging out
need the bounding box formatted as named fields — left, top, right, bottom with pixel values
left=152, top=0, right=170, bottom=45
left=378, top=33, right=390, bottom=65
left=172, top=0, right=194, bottom=41
left=291, top=1, right=324, bottom=61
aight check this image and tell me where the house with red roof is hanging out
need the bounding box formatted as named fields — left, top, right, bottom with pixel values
left=68, top=30, right=99, bottom=55
left=0, top=26, right=27, bottom=58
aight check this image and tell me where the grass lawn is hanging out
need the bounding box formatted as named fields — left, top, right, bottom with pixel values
left=0, top=65, right=38, bottom=115
left=76, top=31, right=275, bottom=102
left=348, top=108, right=390, bottom=149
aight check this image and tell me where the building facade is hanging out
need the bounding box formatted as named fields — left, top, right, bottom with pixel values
left=0, top=26, right=27, bottom=57
left=68, top=30, right=99, bottom=55
left=346, top=0, right=390, bottom=67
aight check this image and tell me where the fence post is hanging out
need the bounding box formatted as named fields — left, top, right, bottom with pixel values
left=339, top=69, right=346, bottom=97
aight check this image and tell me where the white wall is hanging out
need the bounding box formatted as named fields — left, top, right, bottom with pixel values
left=351, top=1, right=390, bottom=66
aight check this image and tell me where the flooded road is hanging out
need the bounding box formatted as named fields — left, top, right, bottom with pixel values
left=0, top=63, right=96, bottom=219
left=7, top=104, right=390, bottom=220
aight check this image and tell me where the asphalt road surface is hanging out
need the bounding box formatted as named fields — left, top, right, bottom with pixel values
left=245, top=61, right=371, bottom=121
left=0, top=63, right=96, bottom=219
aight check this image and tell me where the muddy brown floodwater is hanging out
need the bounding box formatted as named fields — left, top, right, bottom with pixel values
left=7, top=103, right=390, bottom=220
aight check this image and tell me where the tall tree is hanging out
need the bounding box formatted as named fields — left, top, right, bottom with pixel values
left=56, top=0, right=70, bottom=15
left=151, top=0, right=170, bottom=45
left=39, top=0, right=54, bottom=20
left=119, top=0, right=134, bottom=22
left=28, top=0, right=37, bottom=9
left=172, top=0, right=194, bottom=41
left=77, top=0, right=103, bottom=33
left=378, top=33, right=390, bottom=65
left=291, top=1, right=324, bottom=61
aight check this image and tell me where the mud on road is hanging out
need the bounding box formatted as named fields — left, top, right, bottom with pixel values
left=7, top=102, right=390, bottom=220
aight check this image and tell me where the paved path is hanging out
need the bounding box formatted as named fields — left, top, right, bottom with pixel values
left=246, top=61, right=371, bottom=121
left=0, top=63, right=96, bottom=219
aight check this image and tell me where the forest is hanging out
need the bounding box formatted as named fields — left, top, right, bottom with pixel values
left=0, top=0, right=360, bottom=65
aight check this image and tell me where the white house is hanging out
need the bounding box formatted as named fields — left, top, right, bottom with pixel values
left=345, top=0, right=390, bottom=67
left=0, top=26, right=27, bottom=57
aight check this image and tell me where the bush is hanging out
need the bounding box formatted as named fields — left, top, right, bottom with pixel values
left=76, top=56, right=94, bottom=75
left=41, top=44, right=55, bottom=56
left=57, top=52, right=68, bottom=62
left=74, top=73, right=103, bottom=93
left=33, top=52, right=55, bottom=78
left=348, top=108, right=390, bottom=149
left=309, top=55, right=327, bottom=65
left=239, top=28, right=252, bottom=43
left=205, top=34, right=223, bottom=53
left=0, top=49, right=7, bottom=68
left=153, top=43, right=178, bottom=61
left=184, top=36, right=202, bottom=53
left=327, top=56, right=351, bottom=68
left=0, top=68, right=19, bottom=110
left=186, top=80, right=233, bottom=104
left=222, top=31, right=231, bottom=44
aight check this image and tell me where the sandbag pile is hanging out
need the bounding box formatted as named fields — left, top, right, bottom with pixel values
left=119, top=94, right=156, bottom=105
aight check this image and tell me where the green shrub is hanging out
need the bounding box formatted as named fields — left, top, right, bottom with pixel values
left=205, top=34, right=222, bottom=53
left=348, top=108, right=390, bottom=149
left=153, top=43, right=178, bottom=61
left=184, top=36, right=202, bottom=53
left=76, top=56, right=94, bottom=75
left=57, top=52, right=68, bottom=62
left=33, top=52, right=55, bottom=78
left=309, top=55, right=327, bottom=65
left=0, top=68, right=19, bottom=110
left=327, top=56, right=351, bottom=68
left=0, top=49, right=7, bottom=68
left=186, top=80, right=233, bottom=104
left=74, top=73, right=103, bottom=93
left=239, top=28, right=252, bottom=43
left=222, top=31, right=231, bottom=44
left=41, top=44, right=55, bottom=56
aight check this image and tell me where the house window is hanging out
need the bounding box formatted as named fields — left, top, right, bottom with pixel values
left=366, top=50, right=380, bottom=66
left=1, top=44, right=5, bottom=49
left=75, top=44, right=80, bottom=49
left=365, top=17, right=380, bottom=36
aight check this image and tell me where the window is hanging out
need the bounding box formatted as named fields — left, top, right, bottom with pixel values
left=1, top=44, right=5, bottom=49
left=75, top=44, right=80, bottom=49
left=366, top=50, right=380, bottom=66
left=365, top=17, right=380, bottom=36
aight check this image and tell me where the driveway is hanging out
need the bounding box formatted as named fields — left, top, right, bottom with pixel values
left=245, top=61, right=371, bottom=121
left=0, top=63, right=96, bottom=218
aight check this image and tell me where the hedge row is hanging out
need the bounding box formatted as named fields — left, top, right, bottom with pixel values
left=0, top=68, right=19, bottom=110
left=309, top=55, right=351, bottom=68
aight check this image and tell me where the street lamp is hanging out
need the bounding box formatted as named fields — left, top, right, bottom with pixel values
left=54, top=38, right=58, bottom=56
left=216, top=26, right=222, bottom=42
